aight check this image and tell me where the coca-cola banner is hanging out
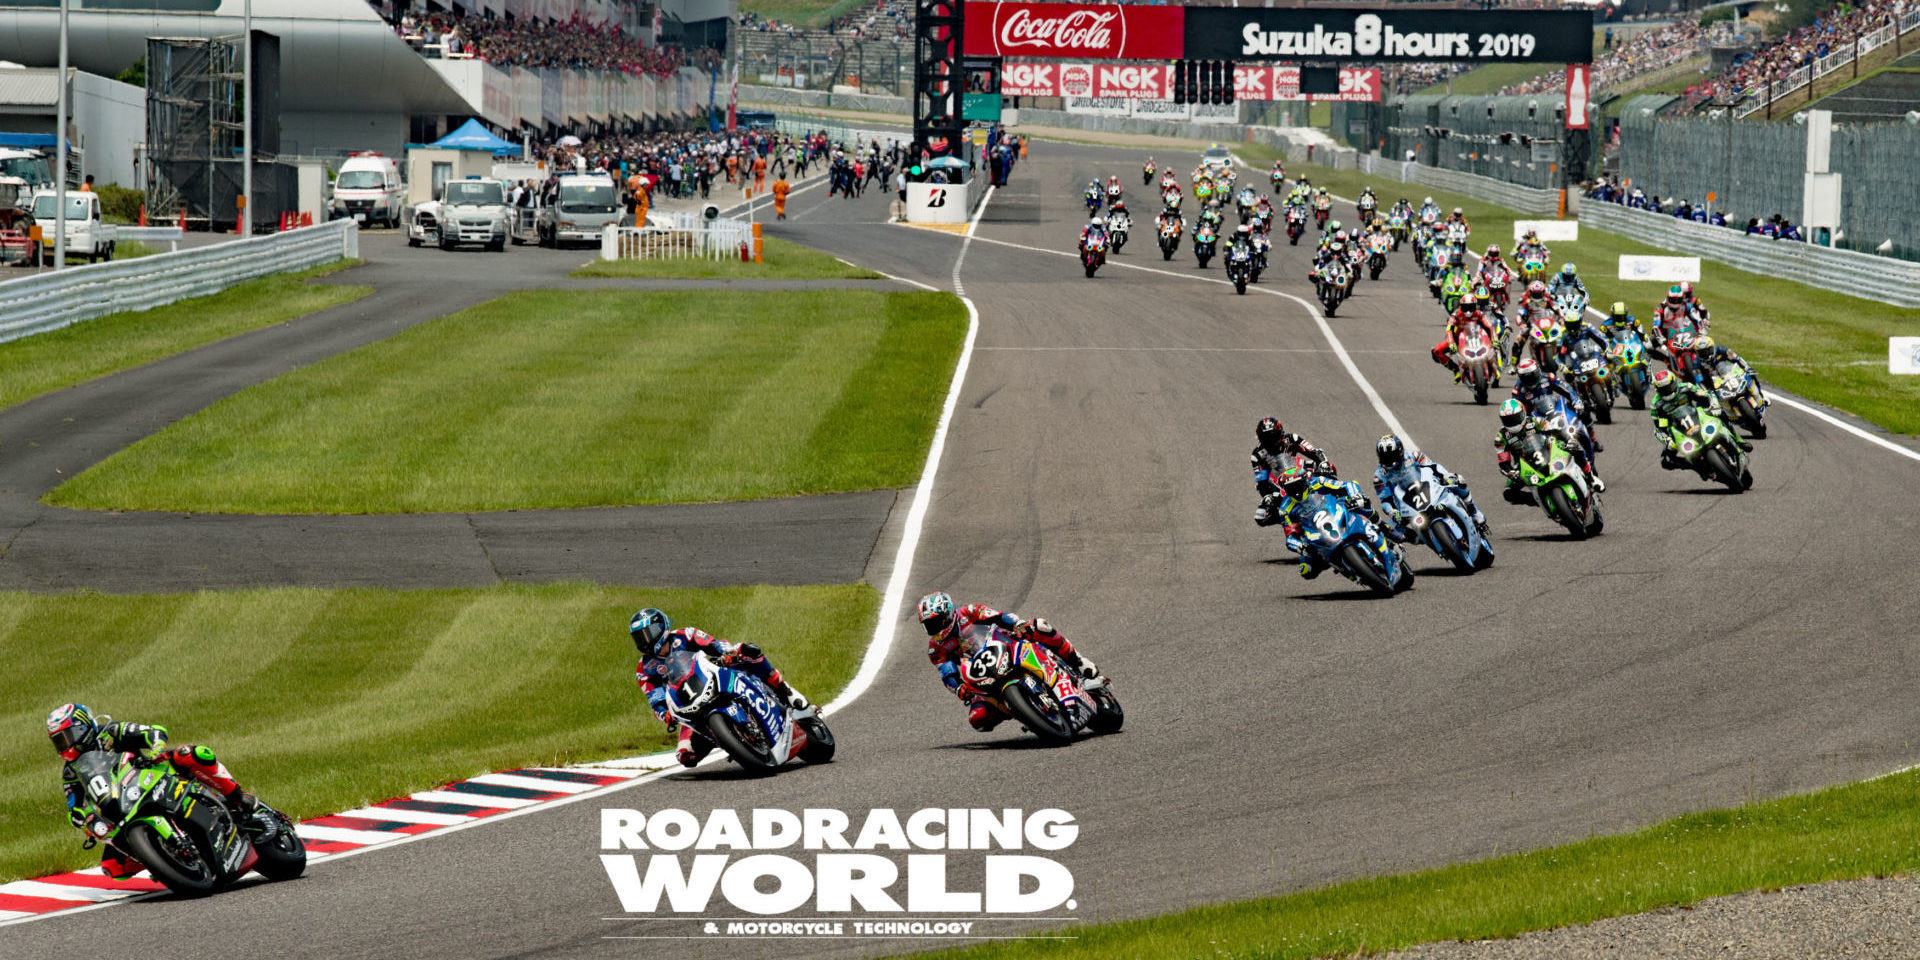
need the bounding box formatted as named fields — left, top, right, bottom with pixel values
left=1006, top=62, right=1379, bottom=102
left=964, top=2, right=1186, bottom=60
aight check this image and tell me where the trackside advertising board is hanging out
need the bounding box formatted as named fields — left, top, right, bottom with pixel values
left=1004, top=62, right=1382, bottom=103
left=1185, top=8, right=1595, bottom=63
left=965, top=3, right=1591, bottom=64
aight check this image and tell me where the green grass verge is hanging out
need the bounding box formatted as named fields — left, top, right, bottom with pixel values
left=1236, top=146, right=1920, bottom=435
left=570, top=235, right=882, bottom=279
left=0, top=260, right=367, bottom=414
left=0, top=581, right=878, bottom=883
left=907, top=770, right=1920, bottom=960
left=50, top=289, right=969, bottom=513
left=114, top=239, right=164, bottom=260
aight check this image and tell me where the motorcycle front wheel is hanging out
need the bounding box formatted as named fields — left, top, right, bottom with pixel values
left=1002, top=681, right=1076, bottom=744
left=1430, top=520, right=1475, bottom=571
left=248, top=806, right=308, bottom=881
left=707, top=713, right=782, bottom=775
left=1337, top=543, right=1395, bottom=595
left=1704, top=447, right=1746, bottom=493
left=1545, top=486, right=1589, bottom=539
left=797, top=717, right=837, bottom=764
left=121, top=821, right=220, bottom=897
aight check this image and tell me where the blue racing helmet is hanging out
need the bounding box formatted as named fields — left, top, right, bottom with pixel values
left=629, top=608, right=672, bottom=656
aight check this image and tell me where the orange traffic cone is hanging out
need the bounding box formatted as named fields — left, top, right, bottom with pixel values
left=137, top=204, right=147, bottom=226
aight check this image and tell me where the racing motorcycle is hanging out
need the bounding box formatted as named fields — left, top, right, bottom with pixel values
left=1194, top=178, right=1215, bottom=204
left=1250, top=231, right=1271, bottom=283
left=1270, top=166, right=1285, bottom=194
left=1479, top=262, right=1513, bottom=310
left=1656, top=401, right=1753, bottom=492
left=1312, top=196, right=1331, bottom=229
left=1508, top=429, right=1605, bottom=539
left=1193, top=222, right=1218, bottom=269
left=1161, top=187, right=1183, bottom=213
left=1356, top=194, right=1378, bottom=224
left=1380, top=470, right=1495, bottom=572
left=1292, top=488, right=1414, bottom=595
left=958, top=622, right=1122, bottom=745
left=663, top=649, right=835, bottom=775
left=1083, top=187, right=1103, bottom=216
left=1142, top=160, right=1155, bottom=186
left=1080, top=230, right=1108, bottom=278
left=1106, top=204, right=1132, bottom=255
left=66, top=749, right=306, bottom=897
left=1564, top=336, right=1615, bottom=424
left=1519, top=252, right=1550, bottom=285
left=1608, top=327, right=1652, bottom=410
left=1649, top=304, right=1701, bottom=360
left=1387, top=210, right=1410, bottom=249
left=1709, top=357, right=1768, bottom=439
left=1318, top=259, right=1351, bottom=315
left=1285, top=205, right=1307, bottom=245
left=1365, top=233, right=1392, bottom=281
left=1235, top=187, right=1258, bottom=222
left=1452, top=323, right=1502, bottom=405
left=1226, top=242, right=1255, bottom=295
left=1157, top=212, right=1184, bottom=261
left=1522, top=310, right=1568, bottom=372
left=1104, top=182, right=1124, bottom=207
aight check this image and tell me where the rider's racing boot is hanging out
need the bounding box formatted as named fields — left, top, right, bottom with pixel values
left=1062, top=649, right=1100, bottom=681
left=772, top=680, right=811, bottom=712
left=1660, top=449, right=1686, bottom=470
left=1297, top=556, right=1327, bottom=580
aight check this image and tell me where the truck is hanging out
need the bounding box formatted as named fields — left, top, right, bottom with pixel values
left=29, top=190, right=116, bottom=264
left=536, top=173, right=623, bottom=247
left=329, top=152, right=404, bottom=228
left=433, top=177, right=509, bottom=251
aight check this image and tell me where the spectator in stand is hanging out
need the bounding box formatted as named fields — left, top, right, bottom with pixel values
left=1683, top=0, right=1909, bottom=108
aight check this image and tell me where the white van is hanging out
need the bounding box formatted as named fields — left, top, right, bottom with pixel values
left=330, top=152, right=403, bottom=227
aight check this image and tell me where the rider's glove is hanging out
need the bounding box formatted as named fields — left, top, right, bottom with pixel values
left=675, top=745, right=700, bottom=768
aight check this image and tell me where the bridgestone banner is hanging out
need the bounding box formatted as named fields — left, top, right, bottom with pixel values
left=1184, top=8, right=1593, bottom=63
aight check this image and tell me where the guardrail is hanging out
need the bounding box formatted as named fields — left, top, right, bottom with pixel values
left=1580, top=202, right=1920, bottom=307
left=601, top=212, right=754, bottom=261
left=117, top=226, right=186, bottom=252
left=0, top=220, right=359, bottom=345
left=1343, top=153, right=1563, bottom=216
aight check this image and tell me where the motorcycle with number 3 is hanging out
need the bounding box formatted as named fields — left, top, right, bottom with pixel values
left=1510, top=430, right=1604, bottom=539
left=959, top=623, right=1122, bottom=745
left=67, top=750, right=306, bottom=897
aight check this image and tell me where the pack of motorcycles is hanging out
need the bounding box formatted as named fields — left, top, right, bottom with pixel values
left=60, top=167, right=1772, bottom=898
left=1083, top=160, right=1769, bottom=595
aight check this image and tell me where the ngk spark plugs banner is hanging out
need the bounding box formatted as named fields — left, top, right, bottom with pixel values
left=1009, top=62, right=1381, bottom=105
left=1185, top=8, right=1594, bottom=64
left=964, top=2, right=1186, bottom=60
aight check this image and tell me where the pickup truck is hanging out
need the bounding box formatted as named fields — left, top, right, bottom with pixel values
left=30, top=190, right=116, bottom=264
left=434, top=177, right=509, bottom=251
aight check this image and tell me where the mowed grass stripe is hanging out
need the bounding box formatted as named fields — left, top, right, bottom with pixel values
left=0, top=582, right=877, bottom=883
left=0, top=260, right=367, bottom=414
left=48, top=289, right=967, bottom=514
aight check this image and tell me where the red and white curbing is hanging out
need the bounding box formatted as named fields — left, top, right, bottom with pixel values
left=0, top=761, right=673, bottom=924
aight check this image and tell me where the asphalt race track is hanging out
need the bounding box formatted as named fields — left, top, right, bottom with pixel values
left=13, top=139, right=1920, bottom=960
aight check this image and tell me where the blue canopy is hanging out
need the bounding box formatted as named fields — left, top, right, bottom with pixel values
left=421, top=118, right=520, bottom=156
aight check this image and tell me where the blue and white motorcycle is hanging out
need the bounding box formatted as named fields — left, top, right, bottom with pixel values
left=1379, top=468, right=1495, bottom=572
left=1295, top=491, right=1414, bottom=595
left=662, top=650, right=835, bottom=775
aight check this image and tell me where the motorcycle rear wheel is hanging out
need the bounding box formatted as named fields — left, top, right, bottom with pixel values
left=1003, top=682, right=1076, bottom=744
left=122, top=822, right=220, bottom=897
left=707, top=713, right=782, bottom=775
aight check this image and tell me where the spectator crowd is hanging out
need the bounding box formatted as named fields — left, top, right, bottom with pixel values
left=1585, top=176, right=1813, bottom=241
left=1500, top=16, right=1734, bottom=96
left=1683, top=0, right=1913, bottom=106
left=383, top=4, right=699, bottom=77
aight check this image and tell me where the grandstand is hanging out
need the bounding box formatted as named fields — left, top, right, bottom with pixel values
left=0, top=0, right=727, bottom=159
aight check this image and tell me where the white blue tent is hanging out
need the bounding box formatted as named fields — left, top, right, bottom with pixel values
left=422, top=118, right=520, bottom=157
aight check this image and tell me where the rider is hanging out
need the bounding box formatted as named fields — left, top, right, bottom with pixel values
left=1416, top=196, right=1441, bottom=224
left=1080, top=215, right=1108, bottom=253
left=917, top=593, right=1098, bottom=731
left=1198, top=199, right=1225, bottom=230
left=1104, top=174, right=1123, bottom=202
left=630, top=608, right=811, bottom=767
left=1547, top=262, right=1588, bottom=306
left=1512, top=357, right=1602, bottom=457
left=1493, top=397, right=1604, bottom=497
left=1680, top=281, right=1712, bottom=327
left=1310, top=232, right=1349, bottom=282
left=1372, top=434, right=1489, bottom=539
left=1479, top=243, right=1508, bottom=278
left=1083, top=180, right=1103, bottom=211
left=1602, top=300, right=1642, bottom=342
left=1255, top=466, right=1373, bottom=580
left=1443, top=208, right=1470, bottom=245
left=1251, top=416, right=1335, bottom=497
left=48, top=703, right=260, bottom=880
left=1561, top=310, right=1612, bottom=367
left=1433, top=292, right=1500, bottom=381
left=1390, top=196, right=1415, bottom=223
left=1228, top=222, right=1258, bottom=262
left=1515, top=228, right=1550, bottom=264
left=1357, top=186, right=1378, bottom=218
left=1649, top=369, right=1752, bottom=471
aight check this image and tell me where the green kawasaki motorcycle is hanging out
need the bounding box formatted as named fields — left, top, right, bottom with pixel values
left=1509, top=430, right=1605, bottom=539
left=1656, top=402, right=1753, bottom=493
left=68, top=750, right=306, bottom=897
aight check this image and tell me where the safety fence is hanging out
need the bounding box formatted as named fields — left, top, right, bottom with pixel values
left=1341, top=152, right=1564, bottom=216
left=1733, top=7, right=1920, bottom=119
left=0, top=220, right=359, bottom=345
left=1580, top=202, right=1920, bottom=307
left=599, top=211, right=754, bottom=261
